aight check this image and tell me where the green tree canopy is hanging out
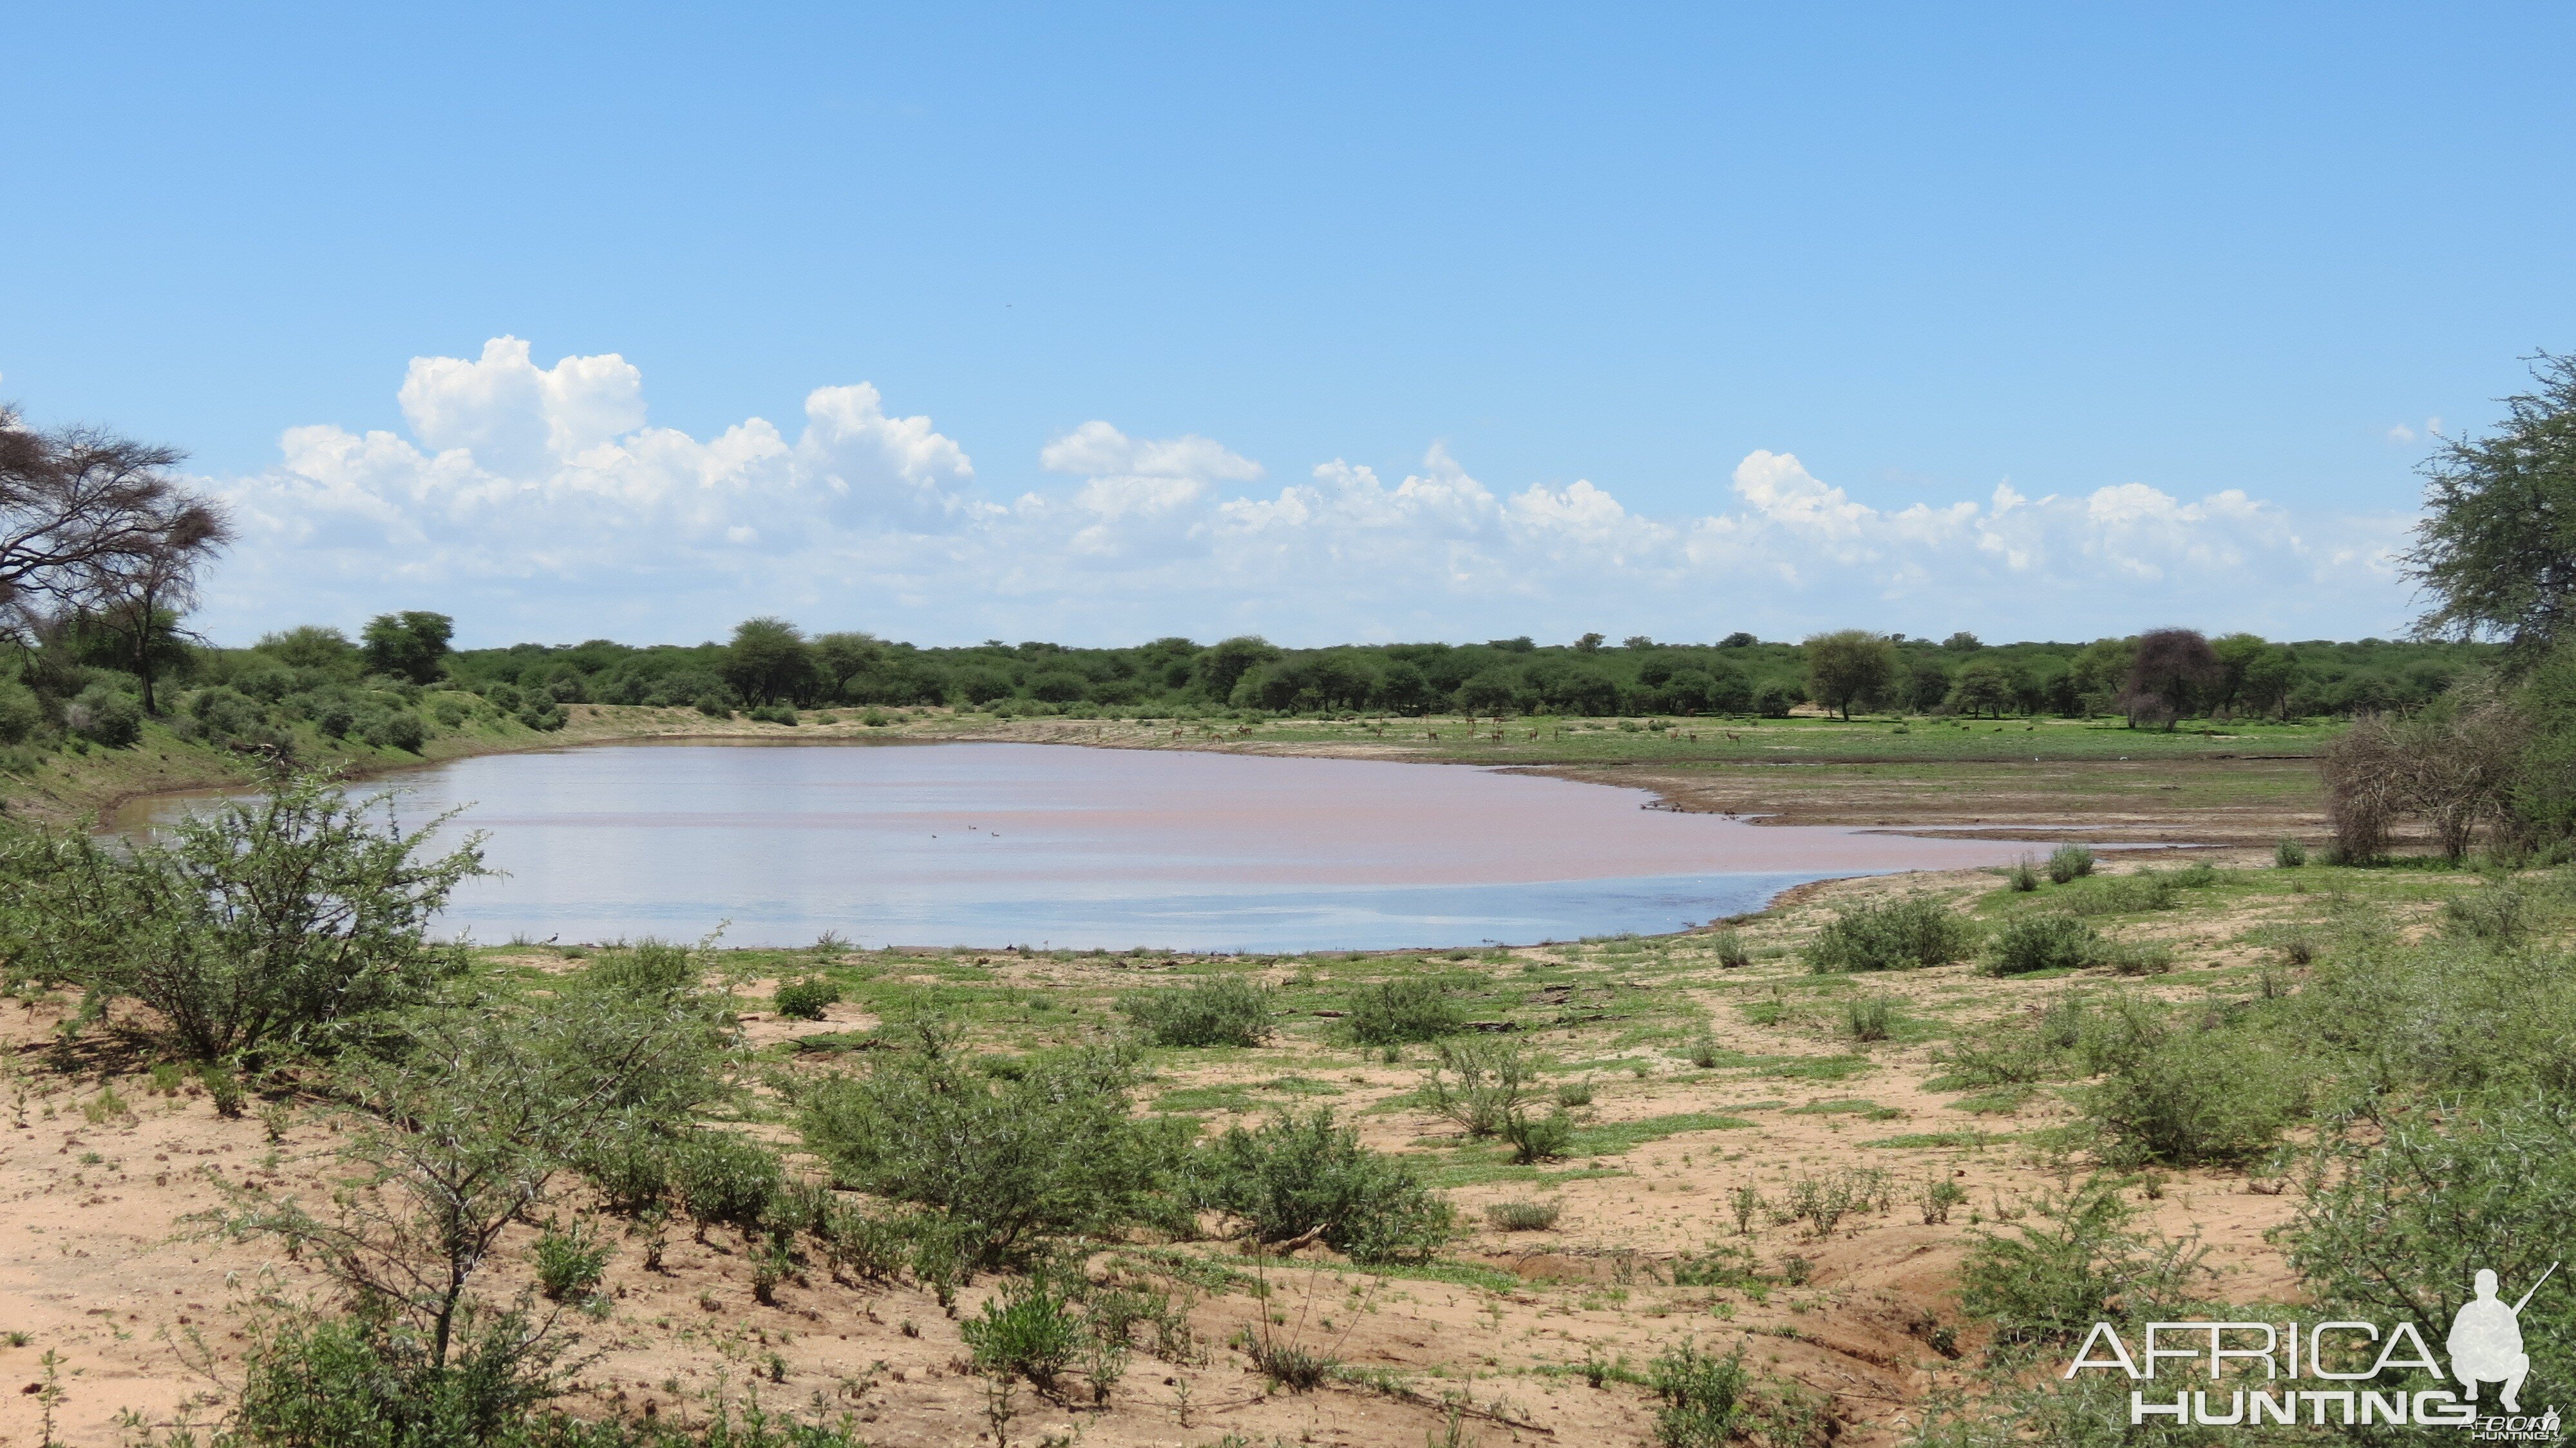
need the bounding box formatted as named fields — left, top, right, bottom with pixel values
left=1192, top=636, right=1278, bottom=699
left=2405, top=354, right=2576, bottom=664
left=362, top=611, right=455, bottom=684
left=257, top=624, right=360, bottom=672
left=723, top=616, right=815, bottom=704
left=1949, top=658, right=2017, bottom=718
left=1802, top=629, right=1897, bottom=719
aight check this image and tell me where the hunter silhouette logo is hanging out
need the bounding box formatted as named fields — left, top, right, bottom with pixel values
left=2062, top=1261, right=2561, bottom=1433
left=2452, top=1264, right=2553, bottom=1414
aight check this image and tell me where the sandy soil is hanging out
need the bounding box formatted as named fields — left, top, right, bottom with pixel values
left=0, top=848, right=2360, bottom=1447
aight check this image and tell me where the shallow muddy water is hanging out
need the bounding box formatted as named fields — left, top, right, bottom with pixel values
left=137, top=741, right=2060, bottom=951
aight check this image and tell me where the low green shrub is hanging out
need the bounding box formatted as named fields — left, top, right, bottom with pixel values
left=66, top=684, right=142, bottom=748
left=1708, top=929, right=1752, bottom=968
left=1671, top=1241, right=1763, bottom=1288
left=2443, top=884, right=2531, bottom=944
left=573, top=1118, right=674, bottom=1214
left=2005, top=856, right=2040, bottom=893
left=1781, top=1167, right=1892, bottom=1236
left=533, top=1219, right=611, bottom=1301
left=1484, top=1199, right=1562, bottom=1232
left=2061, top=871, right=2181, bottom=916
left=1842, top=995, right=1899, bottom=1041
left=0, top=771, right=486, bottom=1062
left=227, top=1304, right=565, bottom=1448
left=1648, top=1338, right=1749, bottom=1448
left=672, top=1130, right=783, bottom=1232
left=1984, top=913, right=2098, bottom=975
left=1957, top=1177, right=2207, bottom=1364
left=365, top=709, right=429, bottom=752
left=1804, top=897, right=1978, bottom=972
left=1426, top=1038, right=1540, bottom=1138
left=2275, top=837, right=2308, bottom=867
left=2045, top=844, right=2096, bottom=884
left=960, top=1278, right=1081, bottom=1394
left=1343, top=977, right=1466, bottom=1044
left=1117, top=974, right=1273, bottom=1047
left=800, top=1043, right=1193, bottom=1268
left=0, top=680, right=42, bottom=745
left=2077, top=996, right=2302, bottom=1166
left=772, top=978, right=840, bottom=1021
left=578, top=938, right=700, bottom=997
left=2096, top=938, right=2175, bottom=976
left=1196, top=1109, right=1455, bottom=1263
left=1918, top=1176, right=1969, bottom=1224
left=1502, top=1107, right=1576, bottom=1164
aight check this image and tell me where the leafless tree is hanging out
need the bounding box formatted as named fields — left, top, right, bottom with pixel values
left=2319, top=716, right=2405, bottom=862
left=2318, top=687, right=2530, bottom=862
left=0, top=406, right=231, bottom=696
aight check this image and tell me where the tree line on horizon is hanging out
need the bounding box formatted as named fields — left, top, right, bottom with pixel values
left=430, top=621, right=2486, bottom=726
left=0, top=356, right=2571, bottom=759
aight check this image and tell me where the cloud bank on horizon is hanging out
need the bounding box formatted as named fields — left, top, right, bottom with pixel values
left=205, top=338, right=2418, bottom=649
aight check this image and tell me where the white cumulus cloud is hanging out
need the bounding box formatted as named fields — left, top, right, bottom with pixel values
left=198, top=338, right=2418, bottom=647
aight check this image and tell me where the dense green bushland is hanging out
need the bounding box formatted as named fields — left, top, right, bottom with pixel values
left=1932, top=863, right=2576, bottom=1435
left=428, top=620, right=2490, bottom=725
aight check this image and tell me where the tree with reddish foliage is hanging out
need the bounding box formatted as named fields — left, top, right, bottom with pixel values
left=2121, top=628, right=2221, bottom=729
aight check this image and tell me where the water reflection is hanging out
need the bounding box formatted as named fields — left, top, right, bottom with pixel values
left=140, top=741, right=2058, bottom=951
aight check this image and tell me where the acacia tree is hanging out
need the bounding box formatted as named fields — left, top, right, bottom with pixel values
left=1948, top=659, right=2018, bottom=718
left=723, top=616, right=817, bottom=705
left=2404, top=353, right=2576, bottom=665
left=1192, top=636, right=1279, bottom=700
left=1802, top=629, right=1898, bottom=719
left=363, top=611, right=455, bottom=685
left=0, top=407, right=229, bottom=660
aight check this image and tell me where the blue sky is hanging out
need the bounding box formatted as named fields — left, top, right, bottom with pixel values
left=5, top=4, right=2573, bottom=647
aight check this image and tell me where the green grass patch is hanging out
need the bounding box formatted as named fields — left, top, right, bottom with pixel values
left=1757, top=1054, right=1874, bottom=1081
left=1421, top=1154, right=1628, bottom=1189
left=1154, top=1085, right=1258, bottom=1113
left=1947, top=1085, right=2035, bottom=1116
left=1569, top=1112, right=1757, bottom=1154
left=1864, top=1130, right=2012, bottom=1150
left=1256, top=1074, right=1347, bottom=1097
left=1785, top=1098, right=1904, bottom=1120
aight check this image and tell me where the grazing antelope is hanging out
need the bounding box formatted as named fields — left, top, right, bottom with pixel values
left=1726, top=730, right=1742, bottom=741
